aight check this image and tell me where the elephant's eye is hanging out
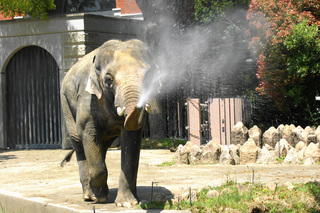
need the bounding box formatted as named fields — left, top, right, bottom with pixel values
left=104, top=74, right=114, bottom=88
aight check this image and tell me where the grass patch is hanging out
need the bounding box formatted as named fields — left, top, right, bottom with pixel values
left=276, top=155, right=286, bottom=164
left=141, top=138, right=186, bottom=149
left=139, top=181, right=320, bottom=212
left=157, top=159, right=176, bottom=167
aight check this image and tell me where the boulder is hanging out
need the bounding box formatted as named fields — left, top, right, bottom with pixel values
left=301, top=126, right=317, bottom=145
left=315, top=126, right=320, bottom=143
left=230, top=122, right=248, bottom=146
left=274, top=139, right=292, bottom=158
left=280, top=124, right=296, bottom=147
left=283, top=148, right=300, bottom=164
left=189, top=144, right=202, bottom=165
left=298, top=148, right=305, bottom=161
left=263, top=127, right=280, bottom=147
left=304, top=157, right=315, bottom=165
left=304, top=143, right=320, bottom=163
left=308, top=133, right=317, bottom=145
left=220, top=145, right=234, bottom=165
left=206, top=190, right=219, bottom=198
left=277, top=124, right=284, bottom=136
left=249, top=125, right=262, bottom=147
left=264, top=143, right=274, bottom=151
left=295, top=141, right=306, bottom=151
left=240, top=138, right=259, bottom=164
left=237, top=184, right=248, bottom=194
left=201, top=141, right=221, bottom=164
left=229, top=144, right=240, bottom=165
left=175, top=142, right=198, bottom=164
left=285, top=181, right=295, bottom=191
left=293, top=126, right=304, bottom=145
left=256, top=147, right=277, bottom=164
left=174, top=144, right=185, bottom=164
left=266, top=182, right=276, bottom=191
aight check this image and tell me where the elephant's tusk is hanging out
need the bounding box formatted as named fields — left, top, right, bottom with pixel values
left=117, top=107, right=126, bottom=116
left=145, top=104, right=151, bottom=113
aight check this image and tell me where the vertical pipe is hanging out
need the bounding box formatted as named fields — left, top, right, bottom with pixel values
left=220, top=98, right=226, bottom=145
left=225, top=98, right=231, bottom=146
left=177, top=101, right=180, bottom=138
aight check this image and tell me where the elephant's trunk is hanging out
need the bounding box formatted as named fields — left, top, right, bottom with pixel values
left=120, top=84, right=143, bottom=131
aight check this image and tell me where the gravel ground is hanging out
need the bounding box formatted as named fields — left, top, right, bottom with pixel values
left=1, top=149, right=320, bottom=212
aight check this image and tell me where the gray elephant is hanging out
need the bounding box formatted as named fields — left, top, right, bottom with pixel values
left=60, top=39, right=151, bottom=207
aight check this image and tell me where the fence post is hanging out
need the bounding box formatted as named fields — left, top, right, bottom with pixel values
left=187, top=98, right=201, bottom=146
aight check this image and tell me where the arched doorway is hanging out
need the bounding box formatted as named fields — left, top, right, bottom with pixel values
left=6, top=46, right=62, bottom=149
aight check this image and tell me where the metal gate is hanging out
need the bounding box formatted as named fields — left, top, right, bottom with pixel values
left=187, top=98, right=251, bottom=146
left=209, top=98, right=244, bottom=146
left=6, top=46, right=62, bottom=149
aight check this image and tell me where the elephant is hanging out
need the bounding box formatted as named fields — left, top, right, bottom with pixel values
left=60, top=39, right=152, bottom=207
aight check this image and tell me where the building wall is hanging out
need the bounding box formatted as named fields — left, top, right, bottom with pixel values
left=0, top=0, right=142, bottom=21
left=0, top=14, right=143, bottom=149
left=116, top=0, right=141, bottom=14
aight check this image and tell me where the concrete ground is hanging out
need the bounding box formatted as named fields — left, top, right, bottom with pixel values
left=1, top=149, right=320, bottom=213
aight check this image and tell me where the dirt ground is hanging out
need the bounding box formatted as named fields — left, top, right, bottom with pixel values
left=1, top=149, right=320, bottom=212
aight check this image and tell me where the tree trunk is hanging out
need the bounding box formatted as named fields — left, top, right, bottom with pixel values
left=148, top=99, right=166, bottom=139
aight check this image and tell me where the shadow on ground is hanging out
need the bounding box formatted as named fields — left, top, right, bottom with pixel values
left=106, top=186, right=173, bottom=208
left=307, top=181, right=320, bottom=206
left=0, top=150, right=17, bottom=162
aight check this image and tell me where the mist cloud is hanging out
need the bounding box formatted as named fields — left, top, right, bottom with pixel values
left=138, top=7, right=250, bottom=106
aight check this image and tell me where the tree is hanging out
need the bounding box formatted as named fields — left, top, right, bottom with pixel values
left=194, top=0, right=257, bottom=99
left=247, top=0, right=320, bottom=125
left=194, top=0, right=250, bottom=24
left=0, top=0, right=56, bottom=19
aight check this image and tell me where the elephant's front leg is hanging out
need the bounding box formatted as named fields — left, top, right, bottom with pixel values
left=82, top=129, right=109, bottom=203
left=115, top=128, right=142, bottom=207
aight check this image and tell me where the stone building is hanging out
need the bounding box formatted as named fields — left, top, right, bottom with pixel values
left=0, top=0, right=144, bottom=149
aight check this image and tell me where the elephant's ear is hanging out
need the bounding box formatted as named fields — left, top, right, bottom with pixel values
left=85, top=68, right=102, bottom=99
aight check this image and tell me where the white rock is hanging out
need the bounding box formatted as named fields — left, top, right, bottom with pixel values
left=304, top=157, right=315, bottom=165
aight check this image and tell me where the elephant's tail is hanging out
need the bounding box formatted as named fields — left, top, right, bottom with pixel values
left=60, top=149, right=75, bottom=167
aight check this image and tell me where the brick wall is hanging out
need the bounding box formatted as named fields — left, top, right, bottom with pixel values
left=1, top=1, right=142, bottom=19
left=116, top=0, right=141, bottom=14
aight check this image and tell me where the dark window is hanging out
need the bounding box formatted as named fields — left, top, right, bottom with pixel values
left=50, top=0, right=116, bottom=15
left=66, top=0, right=116, bottom=13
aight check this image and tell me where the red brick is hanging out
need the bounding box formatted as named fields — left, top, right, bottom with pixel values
left=116, top=0, right=141, bottom=14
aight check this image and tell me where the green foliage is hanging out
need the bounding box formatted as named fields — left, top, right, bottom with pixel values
left=139, top=181, right=320, bottom=212
left=247, top=0, right=320, bottom=126
left=194, top=0, right=250, bottom=24
left=141, top=138, right=186, bottom=149
left=276, top=155, right=286, bottom=164
left=284, top=20, right=320, bottom=78
left=194, top=0, right=232, bottom=24
left=0, top=0, right=56, bottom=19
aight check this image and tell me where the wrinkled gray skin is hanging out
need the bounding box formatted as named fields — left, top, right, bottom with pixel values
left=61, top=39, right=151, bottom=207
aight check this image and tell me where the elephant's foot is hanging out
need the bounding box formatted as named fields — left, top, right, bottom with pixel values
left=82, top=185, right=109, bottom=203
left=115, top=192, right=138, bottom=208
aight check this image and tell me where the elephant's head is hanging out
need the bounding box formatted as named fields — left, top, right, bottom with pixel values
left=85, top=39, right=151, bottom=131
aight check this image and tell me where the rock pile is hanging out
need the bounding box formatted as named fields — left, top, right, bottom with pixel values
left=175, top=122, right=320, bottom=165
